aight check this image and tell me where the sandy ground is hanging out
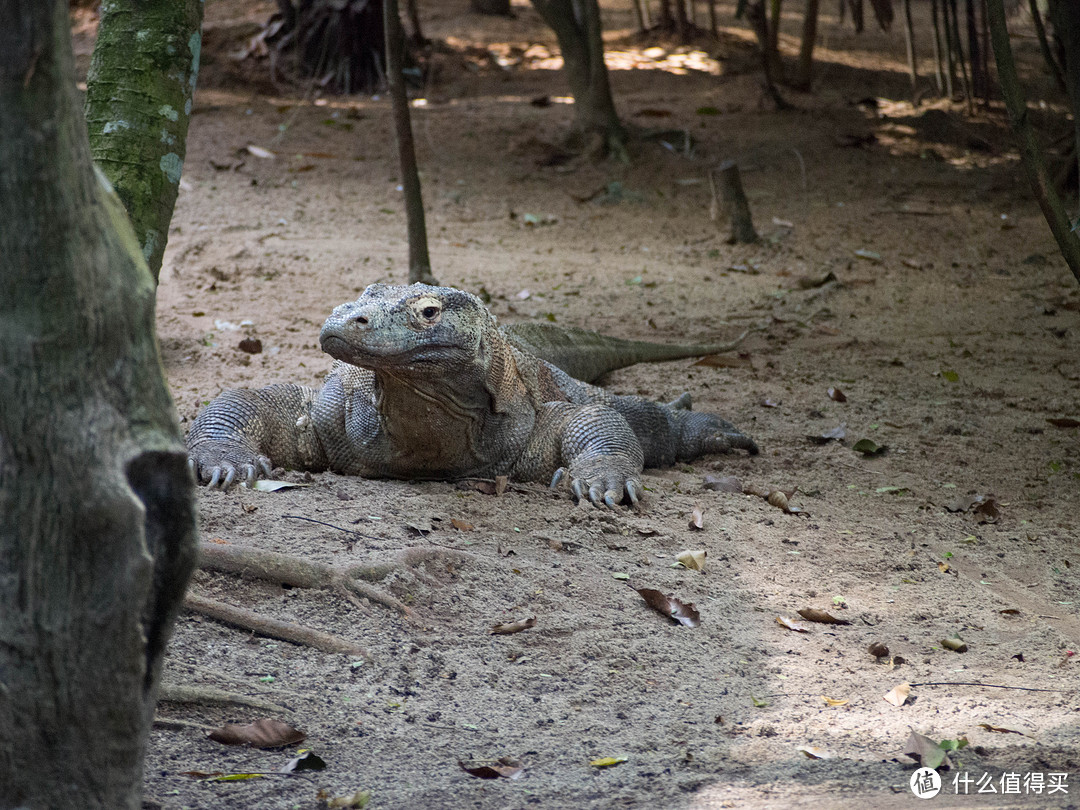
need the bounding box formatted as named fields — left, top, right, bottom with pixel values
left=84, top=0, right=1080, bottom=807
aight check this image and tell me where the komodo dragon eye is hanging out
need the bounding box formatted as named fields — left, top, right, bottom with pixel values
left=421, top=306, right=439, bottom=319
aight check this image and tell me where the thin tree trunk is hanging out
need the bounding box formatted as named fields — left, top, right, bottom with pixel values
left=675, top=0, right=688, bottom=40
left=931, top=0, right=945, bottom=93
left=708, top=0, right=718, bottom=36
left=384, top=0, right=432, bottom=284
left=767, top=0, right=784, bottom=82
left=902, top=0, right=918, bottom=99
left=632, top=0, right=647, bottom=31
left=531, top=0, right=627, bottom=157
left=986, top=0, right=1080, bottom=283
left=403, top=0, right=426, bottom=42
left=0, top=2, right=199, bottom=807
left=84, top=0, right=203, bottom=282
left=1030, top=0, right=1067, bottom=93
left=793, top=0, right=821, bottom=91
left=966, top=0, right=984, bottom=100
left=949, top=0, right=972, bottom=106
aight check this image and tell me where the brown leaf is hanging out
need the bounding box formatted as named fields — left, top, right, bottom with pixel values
left=821, top=696, right=849, bottom=707
left=208, top=718, right=305, bottom=749
left=971, top=496, right=1000, bottom=524
left=689, top=505, right=705, bottom=530
left=491, top=616, right=537, bottom=635
left=883, top=682, right=911, bottom=707
left=776, top=615, right=812, bottom=633
left=694, top=353, right=753, bottom=369
left=940, top=637, right=968, bottom=653
left=868, top=641, right=890, bottom=658
left=495, top=475, right=509, bottom=496
left=702, top=474, right=742, bottom=493
left=451, top=518, right=475, bottom=531
left=1048, top=417, right=1080, bottom=428
left=796, top=608, right=851, bottom=625
left=238, top=337, right=263, bottom=354
left=635, top=588, right=701, bottom=628
left=827, top=386, right=847, bottom=402
left=459, top=759, right=525, bottom=779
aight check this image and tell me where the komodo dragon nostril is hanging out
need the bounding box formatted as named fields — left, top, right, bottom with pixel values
left=354, top=315, right=369, bottom=325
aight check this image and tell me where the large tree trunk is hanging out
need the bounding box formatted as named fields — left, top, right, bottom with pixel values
left=531, top=0, right=627, bottom=157
left=0, top=2, right=199, bottom=807
left=84, top=0, right=203, bottom=283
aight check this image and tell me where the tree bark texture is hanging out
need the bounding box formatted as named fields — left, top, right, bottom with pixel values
left=531, top=0, right=627, bottom=155
left=793, top=0, right=821, bottom=90
left=84, top=0, right=203, bottom=283
left=1049, top=0, right=1080, bottom=196
left=986, top=0, right=1080, bottom=283
left=0, top=2, right=199, bottom=807
left=385, top=0, right=433, bottom=283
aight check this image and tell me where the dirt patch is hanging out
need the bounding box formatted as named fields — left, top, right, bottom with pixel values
left=136, top=1, right=1080, bottom=807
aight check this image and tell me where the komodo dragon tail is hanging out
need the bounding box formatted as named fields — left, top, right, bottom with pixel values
left=502, top=321, right=747, bottom=384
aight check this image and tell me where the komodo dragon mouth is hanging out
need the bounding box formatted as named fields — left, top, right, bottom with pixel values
left=319, top=331, right=469, bottom=368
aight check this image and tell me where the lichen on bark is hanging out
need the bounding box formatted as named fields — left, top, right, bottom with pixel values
left=84, top=0, right=204, bottom=282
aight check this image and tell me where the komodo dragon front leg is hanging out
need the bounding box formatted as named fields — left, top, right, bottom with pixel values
left=187, top=383, right=328, bottom=488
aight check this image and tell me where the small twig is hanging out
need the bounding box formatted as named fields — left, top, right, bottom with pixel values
left=283, top=514, right=383, bottom=542
left=908, top=681, right=1071, bottom=693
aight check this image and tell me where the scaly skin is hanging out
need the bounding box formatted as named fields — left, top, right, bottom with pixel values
left=186, top=284, right=758, bottom=506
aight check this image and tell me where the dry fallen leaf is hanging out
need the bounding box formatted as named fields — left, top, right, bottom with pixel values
left=491, top=616, right=537, bottom=635
left=589, top=756, right=628, bottom=768
left=821, top=696, right=849, bottom=707
left=695, top=353, right=753, bottom=369
left=676, top=549, right=707, bottom=571
left=635, top=588, right=701, bottom=628
left=207, top=718, right=305, bottom=749
left=796, top=608, right=851, bottom=625
left=808, top=424, right=846, bottom=444
left=689, top=505, right=705, bottom=530
left=827, top=386, right=847, bottom=402
left=451, top=518, right=475, bottom=531
left=868, top=641, right=890, bottom=659
left=495, top=475, right=509, bottom=496
left=1047, top=417, right=1080, bottom=428
left=904, top=731, right=948, bottom=770
left=245, top=144, right=277, bottom=159
left=883, top=682, right=911, bottom=707
left=459, top=759, right=525, bottom=779
left=796, top=745, right=835, bottom=759
left=776, top=615, right=812, bottom=633
left=940, top=637, right=968, bottom=653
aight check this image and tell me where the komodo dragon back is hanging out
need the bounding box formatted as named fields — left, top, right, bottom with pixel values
left=502, top=321, right=746, bottom=384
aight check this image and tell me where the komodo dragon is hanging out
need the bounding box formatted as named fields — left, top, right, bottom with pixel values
left=186, top=283, right=757, bottom=507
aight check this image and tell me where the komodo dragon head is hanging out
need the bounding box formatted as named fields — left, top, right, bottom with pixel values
left=320, top=283, right=499, bottom=372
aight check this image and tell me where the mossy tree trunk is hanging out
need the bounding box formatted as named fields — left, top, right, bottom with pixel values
left=0, top=1, right=199, bottom=807
left=84, top=0, right=203, bottom=283
left=531, top=0, right=628, bottom=157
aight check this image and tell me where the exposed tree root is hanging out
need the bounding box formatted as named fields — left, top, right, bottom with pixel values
left=184, top=591, right=368, bottom=656
left=157, top=682, right=289, bottom=714
left=185, top=542, right=471, bottom=652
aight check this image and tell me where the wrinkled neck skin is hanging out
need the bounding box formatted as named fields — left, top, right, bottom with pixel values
left=371, top=325, right=534, bottom=478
